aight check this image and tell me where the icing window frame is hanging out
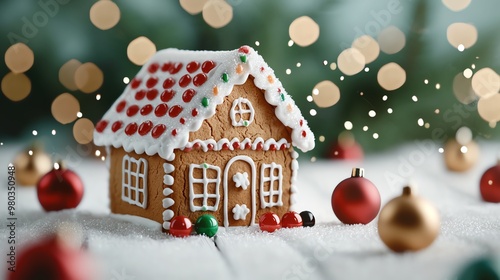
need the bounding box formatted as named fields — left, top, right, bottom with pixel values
left=230, top=97, right=255, bottom=127
left=189, top=163, right=221, bottom=212
left=121, top=154, right=148, bottom=209
left=260, top=162, right=283, bottom=208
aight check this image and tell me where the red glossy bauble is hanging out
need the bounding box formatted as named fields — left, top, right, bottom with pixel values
left=259, top=212, right=281, bottom=232
left=479, top=163, right=500, bottom=203
left=169, top=216, right=193, bottom=237
left=329, top=132, right=364, bottom=160
left=331, top=168, right=381, bottom=224
left=281, top=211, right=303, bottom=228
left=8, top=235, right=95, bottom=280
left=37, top=165, right=84, bottom=211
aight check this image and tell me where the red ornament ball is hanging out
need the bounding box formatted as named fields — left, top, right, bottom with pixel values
left=331, top=168, right=381, bottom=224
left=329, top=132, right=364, bottom=160
left=37, top=164, right=84, bottom=211
left=169, top=216, right=193, bottom=237
left=8, top=235, right=95, bottom=280
left=281, top=211, right=303, bottom=228
left=480, top=163, right=500, bottom=203
left=259, top=212, right=281, bottom=233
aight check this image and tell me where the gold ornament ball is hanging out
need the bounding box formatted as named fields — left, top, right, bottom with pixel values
left=13, top=148, right=52, bottom=186
left=443, top=139, right=479, bottom=172
left=378, top=187, right=440, bottom=252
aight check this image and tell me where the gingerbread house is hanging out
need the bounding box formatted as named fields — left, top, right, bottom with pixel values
left=93, top=46, right=315, bottom=231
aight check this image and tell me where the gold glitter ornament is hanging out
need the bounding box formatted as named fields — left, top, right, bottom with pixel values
left=13, top=145, right=52, bottom=186
left=443, top=138, right=479, bottom=172
left=378, top=187, right=440, bottom=252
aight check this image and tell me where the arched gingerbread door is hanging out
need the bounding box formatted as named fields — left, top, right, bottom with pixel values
left=223, top=156, right=256, bottom=227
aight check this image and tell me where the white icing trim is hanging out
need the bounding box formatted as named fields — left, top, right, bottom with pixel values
left=105, top=146, right=111, bottom=169
left=121, top=155, right=148, bottom=208
left=260, top=162, right=283, bottom=208
left=230, top=97, right=255, bottom=127
left=290, top=150, right=299, bottom=210
left=188, top=163, right=221, bottom=212
left=232, top=204, right=250, bottom=220
left=232, top=172, right=250, bottom=190
left=183, top=137, right=290, bottom=152
left=162, top=161, right=175, bottom=230
left=110, top=213, right=162, bottom=231
left=223, top=156, right=256, bottom=228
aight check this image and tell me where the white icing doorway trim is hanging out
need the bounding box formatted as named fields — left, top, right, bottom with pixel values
left=223, top=156, right=256, bottom=228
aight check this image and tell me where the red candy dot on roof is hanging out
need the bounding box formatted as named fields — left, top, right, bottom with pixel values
left=138, top=121, right=153, bottom=136
left=180, top=118, right=186, bottom=124
left=135, top=90, right=146, bottom=100
left=148, top=63, right=159, bottom=73
left=95, top=120, right=108, bottom=133
left=151, top=124, right=166, bottom=139
left=163, top=78, right=176, bottom=89
left=186, top=61, right=200, bottom=73
left=238, top=45, right=250, bottom=54
left=277, top=88, right=282, bottom=93
left=130, top=78, right=141, bottom=89
left=154, top=103, right=169, bottom=117
left=260, top=66, right=265, bottom=72
left=147, top=89, right=159, bottom=100
left=116, top=101, right=127, bottom=113
left=111, top=121, right=123, bottom=132
left=170, top=62, right=183, bottom=74
left=232, top=142, right=240, bottom=149
left=201, top=60, right=216, bottom=73
left=299, top=120, right=303, bottom=126
left=301, top=131, right=307, bottom=137
left=161, top=62, right=172, bottom=72
left=193, top=73, right=207, bottom=87
left=169, top=105, right=183, bottom=118
left=126, top=105, right=139, bottom=117
left=161, top=89, right=176, bottom=102
left=146, top=77, right=158, bottom=88
left=182, top=89, right=196, bottom=103
left=179, top=74, right=192, bottom=88
left=125, top=123, right=138, bottom=135
left=140, top=104, right=153, bottom=116
left=172, top=129, right=178, bottom=136
left=191, top=108, right=198, bottom=117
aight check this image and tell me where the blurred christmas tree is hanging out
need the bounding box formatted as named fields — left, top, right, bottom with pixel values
left=1, top=0, right=499, bottom=158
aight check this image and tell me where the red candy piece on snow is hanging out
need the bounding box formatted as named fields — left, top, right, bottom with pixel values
left=146, top=77, right=158, bottom=88
left=186, top=61, right=200, bottom=73
left=155, top=103, right=169, bottom=117
left=238, top=45, right=251, bottom=54
left=259, top=212, right=281, bottom=233
left=161, top=62, right=172, bottom=72
left=126, top=105, right=139, bottom=117
left=201, top=60, right=216, bottom=73
left=480, top=163, right=500, bottom=203
left=179, top=74, right=192, bottom=88
left=163, top=78, right=176, bottom=89
left=191, top=108, right=198, bottom=117
left=169, top=216, right=193, bottom=238
left=161, top=89, right=176, bottom=102
left=281, top=211, right=303, bottom=228
left=116, top=100, right=127, bottom=113
left=151, top=124, right=166, bottom=139
left=182, top=89, right=197, bottom=103
left=140, top=104, right=153, bottom=116
left=169, top=105, right=183, bottom=118
left=135, top=89, right=146, bottom=100
left=193, top=73, right=207, bottom=87
left=95, top=120, right=108, bottom=133
left=138, top=121, right=153, bottom=136
left=148, top=63, right=159, bottom=73
left=130, top=78, right=141, bottom=89
left=125, top=123, right=138, bottom=135
left=111, top=121, right=123, bottom=132
left=170, top=62, right=183, bottom=74
left=146, top=89, right=159, bottom=100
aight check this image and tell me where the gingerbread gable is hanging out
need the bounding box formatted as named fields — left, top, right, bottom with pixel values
left=93, top=46, right=315, bottom=160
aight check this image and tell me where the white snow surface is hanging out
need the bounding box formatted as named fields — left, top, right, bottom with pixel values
left=1, top=142, right=500, bottom=280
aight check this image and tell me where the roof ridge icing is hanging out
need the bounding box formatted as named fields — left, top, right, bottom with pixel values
left=94, top=46, right=315, bottom=160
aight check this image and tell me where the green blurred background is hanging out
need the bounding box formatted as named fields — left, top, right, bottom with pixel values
left=1, top=0, right=499, bottom=159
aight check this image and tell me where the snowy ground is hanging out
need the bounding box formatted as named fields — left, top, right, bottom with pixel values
left=1, top=141, right=500, bottom=280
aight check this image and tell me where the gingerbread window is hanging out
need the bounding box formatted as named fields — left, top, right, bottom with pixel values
left=189, top=163, right=221, bottom=212
left=230, top=97, right=255, bottom=127
left=122, top=155, right=148, bottom=208
left=260, top=163, right=283, bottom=208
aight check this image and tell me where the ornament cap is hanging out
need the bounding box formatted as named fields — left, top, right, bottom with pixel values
left=351, top=167, right=364, bottom=177
left=402, top=186, right=413, bottom=196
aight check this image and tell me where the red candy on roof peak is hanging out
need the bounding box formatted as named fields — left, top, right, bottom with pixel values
left=201, top=60, right=216, bottom=73
left=148, top=63, right=159, bottom=73
left=130, top=78, right=141, bottom=89
left=116, top=101, right=127, bottom=113
left=238, top=46, right=251, bottom=54
left=186, top=61, right=200, bottom=73
left=95, top=120, right=108, bottom=132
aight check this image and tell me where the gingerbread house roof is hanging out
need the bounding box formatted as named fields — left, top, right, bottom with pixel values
left=93, top=46, right=315, bottom=160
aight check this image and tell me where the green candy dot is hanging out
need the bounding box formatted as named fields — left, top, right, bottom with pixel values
left=195, top=214, right=218, bottom=237
left=221, top=73, right=229, bottom=82
left=202, top=97, right=209, bottom=107
left=243, top=120, right=249, bottom=126
left=239, top=55, right=247, bottom=63
left=280, top=93, right=285, bottom=101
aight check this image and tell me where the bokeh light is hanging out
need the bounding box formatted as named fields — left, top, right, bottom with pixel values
left=352, top=35, right=380, bottom=64
left=4, top=43, right=34, bottom=73
left=180, top=0, right=208, bottom=15
left=447, top=23, right=477, bottom=50
left=202, top=0, right=233, bottom=29
left=442, top=0, right=471, bottom=12
left=1, top=72, right=31, bottom=101
left=312, top=80, right=340, bottom=108
left=377, top=26, right=406, bottom=54
left=471, top=67, right=500, bottom=98
left=478, top=94, right=500, bottom=122
left=127, top=36, right=157, bottom=65
left=289, top=16, right=320, bottom=47
left=51, top=93, right=80, bottom=124
left=453, top=72, right=476, bottom=104
left=456, top=126, right=472, bottom=145
left=73, top=118, right=95, bottom=144
left=377, top=62, right=406, bottom=91
left=337, top=48, right=365, bottom=76
left=75, top=62, right=103, bottom=93
left=90, top=0, right=121, bottom=30
left=59, top=59, right=82, bottom=91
